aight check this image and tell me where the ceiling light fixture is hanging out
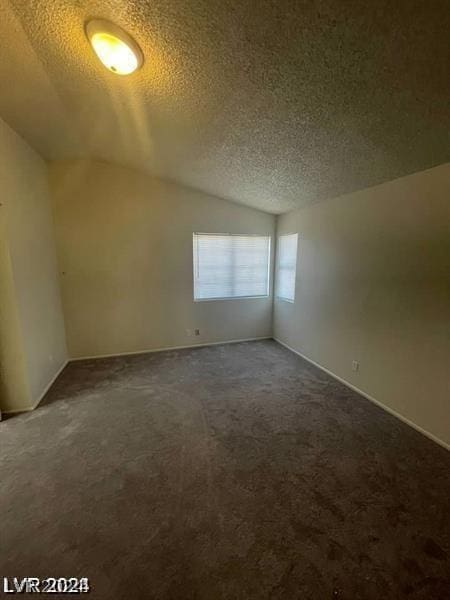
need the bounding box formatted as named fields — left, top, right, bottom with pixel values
left=85, top=19, right=143, bottom=75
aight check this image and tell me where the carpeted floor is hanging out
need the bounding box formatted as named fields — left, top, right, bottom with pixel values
left=1, top=340, right=449, bottom=599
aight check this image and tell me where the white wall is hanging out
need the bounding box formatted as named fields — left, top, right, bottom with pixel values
left=0, top=117, right=67, bottom=412
left=49, top=160, right=275, bottom=358
left=274, top=164, right=450, bottom=447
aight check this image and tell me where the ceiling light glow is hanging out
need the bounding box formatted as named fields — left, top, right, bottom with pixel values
left=86, top=19, right=143, bottom=75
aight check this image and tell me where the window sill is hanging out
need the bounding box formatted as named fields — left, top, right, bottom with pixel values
left=194, top=295, right=270, bottom=303
left=276, top=296, right=295, bottom=303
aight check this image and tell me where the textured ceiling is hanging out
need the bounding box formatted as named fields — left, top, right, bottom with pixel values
left=0, top=0, right=449, bottom=213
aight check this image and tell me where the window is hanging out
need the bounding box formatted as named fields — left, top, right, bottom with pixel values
left=275, top=233, right=298, bottom=302
left=193, top=233, right=271, bottom=301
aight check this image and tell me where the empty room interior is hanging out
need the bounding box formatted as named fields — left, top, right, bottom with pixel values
left=1, top=1, right=449, bottom=598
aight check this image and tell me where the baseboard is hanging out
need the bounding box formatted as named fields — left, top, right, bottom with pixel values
left=273, top=337, right=449, bottom=452
left=2, top=406, right=35, bottom=415
left=2, top=359, right=69, bottom=415
left=69, top=337, right=272, bottom=362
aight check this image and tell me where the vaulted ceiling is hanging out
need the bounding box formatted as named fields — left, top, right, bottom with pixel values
left=0, top=0, right=449, bottom=213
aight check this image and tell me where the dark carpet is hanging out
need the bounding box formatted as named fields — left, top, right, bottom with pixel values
left=1, top=340, right=449, bottom=599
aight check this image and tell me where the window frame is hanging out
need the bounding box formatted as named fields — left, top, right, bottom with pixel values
left=275, top=233, right=298, bottom=303
left=193, top=232, right=271, bottom=302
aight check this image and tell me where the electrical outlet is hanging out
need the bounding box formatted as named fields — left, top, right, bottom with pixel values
left=352, top=360, right=359, bottom=372
left=185, top=329, right=192, bottom=337
left=194, top=329, right=200, bottom=336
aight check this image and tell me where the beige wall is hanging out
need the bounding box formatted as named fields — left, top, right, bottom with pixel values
left=0, top=212, right=30, bottom=409
left=274, top=164, right=450, bottom=447
left=0, top=117, right=67, bottom=412
left=49, top=160, right=275, bottom=358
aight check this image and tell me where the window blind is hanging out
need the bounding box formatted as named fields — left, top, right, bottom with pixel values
left=193, top=233, right=270, bottom=300
left=275, top=233, right=298, bottom=302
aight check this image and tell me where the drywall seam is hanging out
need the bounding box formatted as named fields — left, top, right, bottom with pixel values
left=273, top=337, right=449, bottom=452
left=2, top=359, right=68, bottom=414
left=69, top=337, right=272, bottom=361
